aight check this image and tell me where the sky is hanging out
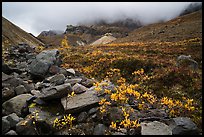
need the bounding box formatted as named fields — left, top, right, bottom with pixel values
left=2, top=2, right=196, bottom=36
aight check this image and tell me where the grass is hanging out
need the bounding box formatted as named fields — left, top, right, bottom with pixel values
left=57, top=37, right=202, bottom=130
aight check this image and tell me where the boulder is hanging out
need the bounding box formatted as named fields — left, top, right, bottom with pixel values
left=80, top=78, right=96, bottom=88
left=49, top=65, right=60, bottom=75
left=66, top=68, right=75, bottom=76
left=65, top=78, right=82, bottom=86
left=38, top=83, right=72, bottom=100
left=16, top=114, right=38, bottom=135
left=141, top=121, right=172, bottom=135
left=88, top=107, right=98, bottom=115
left=15, top=85, right=27, bottom=95
left=5, top=130, right=18, bottom=135
left=2, top=94, right=33, bottom=117
left=2, top=117, right=11, bottom=134
left=77, top=111, right=88, bottom=123
left=72, top=83, right=88, bottom=94
left=93, top=124, right=108, bottom=135
left=6, top=113, right=23, bottom=128
left=45, top=74, right=65, bottom=84
left=171, top=117, right=199, bottom=135
left=176, top=55, right=198, bottom=70
left=2, top=72, right=12, bottom=81
left=28, top=49, right=61, bottom=77
left=2, top=87, right=15, bottom=102
left=61, top=89, right=100, bottom=113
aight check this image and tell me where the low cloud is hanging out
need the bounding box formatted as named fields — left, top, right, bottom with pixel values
left=2, top=2, right=198, bottom=36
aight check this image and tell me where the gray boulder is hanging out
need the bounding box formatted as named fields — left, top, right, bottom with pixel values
left=38, top=83, right=72, bottom=100
left=15, top=85, right=27, bottom=95
left=2, top=94, right=33, bottom=117
left=2, top=117, right=11, bottom=134
left=93, top=124, right=108, bottom=135
left=171, top=117, right=199, bottom=135
left=77, top=111, right=88, bottom=123
left=141, top=121, right=172, bottom=135
left=28, top=49, right=61, bottom=77
left=45, top=74, right=65, bottom=84
left=6, top=113, right=23, bottom=128
left=176, top=55, right=198, bottom=70
left=61, top=89, right=100, bottom=113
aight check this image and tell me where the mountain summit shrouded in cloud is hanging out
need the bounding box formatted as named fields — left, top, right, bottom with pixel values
left=2, top=2, right=201, bottom=36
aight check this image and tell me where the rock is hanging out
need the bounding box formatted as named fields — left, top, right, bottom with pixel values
left=16, top=114, right=38, bottom=135
left=59, top=68, right=68, bottom=76
left=171, top=117, right=199, bottom=135
left=2, top=87, right=15, bottom=102
left=141, top=121, right=172, bottom=135
left=66, top=68, right=75, bottom=76
left=33, top=98, right=47, bottom=105
left=45, top=74, right=65, bottom=84
left=28, top=102, right=64, bottom=133
left=176, top=55, right=198, bottom=70
left=77, top=112, right=88, bottom=123
left=72, top=83, right=87, bottom=94
left=5, top=130, right=18, bottom=135
left=2, top=61, right=14, bottom=75
left=2, top=117, right=11, bottom=134
left=93, top=124, right=108, bottom=135
left=35, top=119, right=53, bottom=135
left=39, top=83, right=72, bottom=100
left=3, top=77, right=24, bottom=88
left=88, top=107, right=98, bottom=115
left=6, top=113, right=23, bottom=128
left=28, top=49, right=61, bottom=77
left=65, top=78, right=83, bottom=86
left=2, top=94, right=33, bottom=117
left=31, top=90, right=41, bottom=97
left=80, top=78, right=96, bottom=88
left=106, top=107, right=124, bottom=124
left=61, top=89, right=100, bottom=113
left=14, top=85, right=27, bottom=95
left=2, top=72, right=12, bottom=81
left=21, top=102, right=30, bottom=118
left=49, top=65, right=60, bottom=75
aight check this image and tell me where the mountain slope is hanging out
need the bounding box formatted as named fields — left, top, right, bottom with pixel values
left=113, top=10, right=202, bottom=43
left=2, top=16, right=44, bottom=48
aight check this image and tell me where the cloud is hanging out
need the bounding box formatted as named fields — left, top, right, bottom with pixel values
left=2, top=2, right=195, bottom=36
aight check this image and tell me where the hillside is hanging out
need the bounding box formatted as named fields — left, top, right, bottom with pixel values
left=2, top=16, right=44, bottom=48
left=113, top=10, right=202, bottom=43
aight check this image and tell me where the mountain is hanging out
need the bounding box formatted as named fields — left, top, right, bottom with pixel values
left=113, top=10, right=202, bottom=43
left=36, top=18, right=142, bottom=47
left=2, top=16, right=44, bottom=48
left=179, top=2, right=202, bottom=16
left=38, top=30, right=64, bottom=37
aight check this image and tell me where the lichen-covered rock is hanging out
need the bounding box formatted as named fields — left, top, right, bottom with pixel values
left=38, top=83, right=72, bottom=100
left=61, top=89, right=100, bottom=113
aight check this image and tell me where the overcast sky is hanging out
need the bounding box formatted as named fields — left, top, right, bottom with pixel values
left=2, top=2, right=196, bottom=36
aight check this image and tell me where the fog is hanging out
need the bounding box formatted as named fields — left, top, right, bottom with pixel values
left=2, top=2, right=197, bottom=36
